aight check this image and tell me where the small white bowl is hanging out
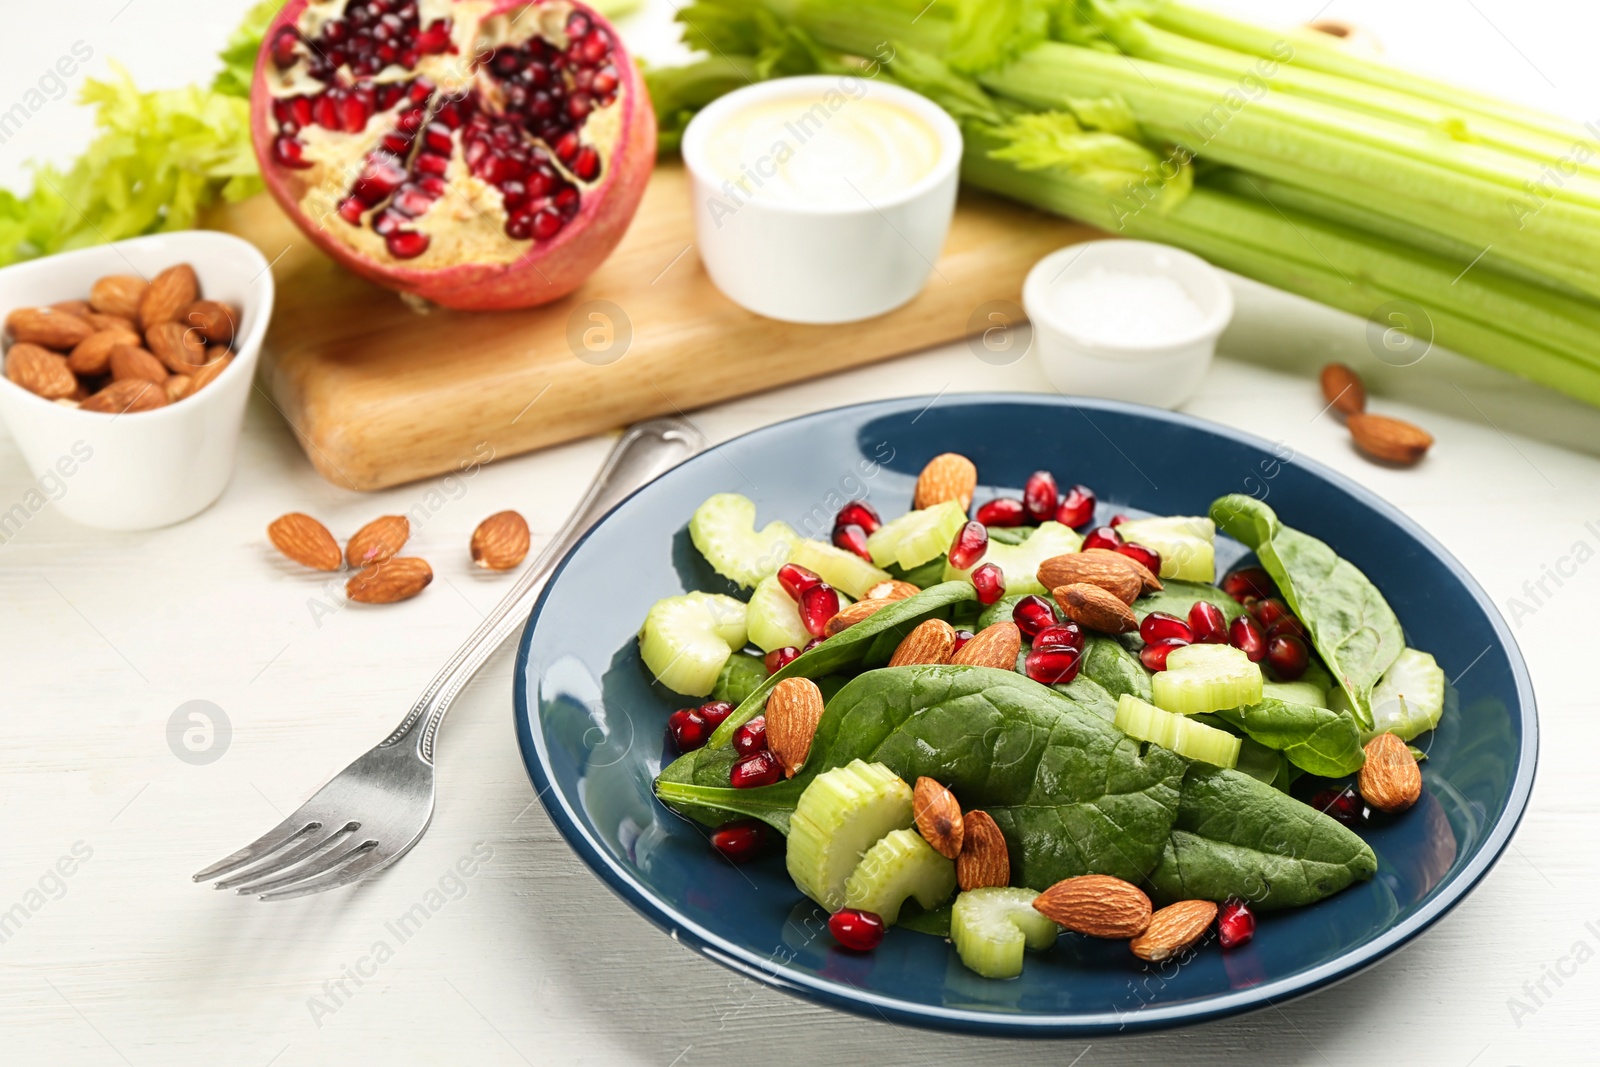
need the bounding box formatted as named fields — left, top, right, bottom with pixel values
left=681, top=75, right=963, bottom=324
left=0, top=231, right=274, bottom=530
left=1024, top=240, right=1234, bottom=409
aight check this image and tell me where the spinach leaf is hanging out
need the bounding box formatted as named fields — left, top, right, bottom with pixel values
left=1133, top=579, right=1245, bottom=624
left=891, top=557, right=951, bottom=589
left=1211, top=495, right=1404, bottom=727
left=987, top=525, right=1033, bottom=546
left=1229, top=732, right=1285, bottom=788
left=1079, top=634, right=1152, bottom=702
left=1055, top=674, right=1118, bottom=721
left=1147, top=764, right=1377, bottom=909
left=711, top=652, right=767, bottom=706
left=978, top=593, right=1030, bottom=630
left=1210, top=698, right=1366, bottom=778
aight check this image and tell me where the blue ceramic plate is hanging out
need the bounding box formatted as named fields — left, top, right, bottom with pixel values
left=514, top=394, right=1536, bottom=1035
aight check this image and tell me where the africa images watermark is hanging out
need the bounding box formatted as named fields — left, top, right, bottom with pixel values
left=1506, top=117, right=1600, bottom=231
left=0, top=841, right=94, bottom=947
left=1505, top=915, right=1600, bottom=1027
left=1501, top=518, right=1600, bottom=627
left=0, top=440, right=94, bottom=545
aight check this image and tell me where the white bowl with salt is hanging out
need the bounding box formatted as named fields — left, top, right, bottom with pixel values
left=1023, top=240, right=1233, bottom=409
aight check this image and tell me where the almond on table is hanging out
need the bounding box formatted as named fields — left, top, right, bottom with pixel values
left=347, top=514, right=410, bottom=567
left=347, top=557, right=434, bottom=604
left=268, top=513, right=342, bottom=571
left=471, top=510, right=531, bottom=570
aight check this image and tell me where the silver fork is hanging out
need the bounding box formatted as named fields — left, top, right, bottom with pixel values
left=194, top=417, right=707, bottom=901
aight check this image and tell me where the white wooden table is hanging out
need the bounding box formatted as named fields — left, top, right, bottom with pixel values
left=3, top=2, right=1598, bottom=1064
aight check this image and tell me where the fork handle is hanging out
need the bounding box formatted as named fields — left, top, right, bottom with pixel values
left=383, top=417, right=708, bottom=762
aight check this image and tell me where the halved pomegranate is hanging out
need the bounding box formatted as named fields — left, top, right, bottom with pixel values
left=251, top=0, right=655, bottom=310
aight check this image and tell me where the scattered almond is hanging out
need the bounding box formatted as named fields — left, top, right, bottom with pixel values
left=1054, top=582, right=1137, bottom=634
left=823, top=597, right=895, bottom=637
left=1032, top=875, right=1153, bottom=938
left=67, top=328, right=139, bottom=376
left=913, top=452, right=978, bottom=511
left=1082, top=547, right=1161, bottom=594
left=164, top=375, right=192, bottom=403
left=1130, top=900, right=1218, bottom=961
left=79, top=378, right=167, bottom=414
left=1037, top=553, right=1143, bottom=605
left=146, top=321, right=208, bottom=373
left=346, top=514, right=410, bottom=567
left=864, top=579, right=920, bottom=602
left=950, top=621, right=1021, bottom=669
left=5, top=343, right=78, bottom=399
left=6, top=306, right=94, bottom=350
left=1357, top=732, right=1422, bottom=813
left=180, top=300, right=237, bottom=345
left=765, top=677, right=825, bottom=777
left=471, top=510, right=531, bottom=570
left=110, top=345, right=168, bottom=383
left=956, top=810, right=1009, bottom=890
left=186, top=354, right=233, bottom=396
left=1320, top=363, right=1366, bottom=416
left=89, top=275, right=148, bottom=319
left=347, top=557, right=434, bottom=604
left=1348, top=413, right=1433, bottom=466
left=889, top=618, right=956, bottom=667
left=138, top=263, right=199, bottom=330
left=913, top=777, right=963, bottom=859
left=268, top=512, right=343, bottom=571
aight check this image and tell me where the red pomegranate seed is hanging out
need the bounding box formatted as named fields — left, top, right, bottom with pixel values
left=730, top=750, right=781, bottom=788
left=710, top=820, right=770, bottom=863
left=832, top=523, right=872, bottom=562
left=1222, top=567, right=1276, bottom=603
left=1033, top=623, right=1084, bottom=651
left=1012, top=595, right=1058, bottom=640
left=1311, top=787, right=1365, bottom=827
left=1108, top=513, right=1131, bottom=527
left=1266, top=634, right=1310, bottom=680
left=764, top=647, right=799, bottom=674
left=732, top=715, right=767, bottom=757
left=1026, top=645, right=1082, bottom=685
left=1229, top=614, right=1267, bottom=662
left=337, top=196, right=365, bottom=224
left=1118, top=542, right=1161, bottom=574
left=971, top=563, right=1005, bottom=605
left=1266, top=615, right=1308, bottom=641
left=1217, top=898, right=1256, bottom=949
left=532, top=208, right=564, bottom=239
left=1023, top=470, right=1059, bottom=522
left=1139, top=639, right=1187, bottom=671
left=798, top=583, right=841, bottom=637
left=778, top=563, right=822, bottom=601
left=948, top=521, right=988, bottom=570
left=835, top=500, right=881, bottom=535
left=385, top=230, right=430, bottom=258
left=1140, top=611, right=1192, bottom=645
left=273, top=136, right=312, bottom=169
left=1081, top=526, right=1123, bottom=552
left=803, top=637, right=824, bottom=652
left=698, top=700, right=734, bottom=729
left=572, top=146, right=601, bottom=181
left=1188, top=601, right=1228, bottom=644
left=951, top=630, right=975, bottom=654
left=667, top=708, right=708, bottom=751
left=976, top=498, right=1027, bottom=527
left=271, top=26, right=301, bottom=68
left=1251, top=598, right=1291, bottom=628
left=1055, top=484, right=1096, bottom=528
left=829, top=908, right=885, bottom=951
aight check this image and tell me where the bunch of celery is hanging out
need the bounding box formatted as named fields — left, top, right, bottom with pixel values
left=648, top=0, right=1600, bottom=407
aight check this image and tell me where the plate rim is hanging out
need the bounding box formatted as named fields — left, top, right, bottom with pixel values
left=512, top=392, right=1539, bottom=1036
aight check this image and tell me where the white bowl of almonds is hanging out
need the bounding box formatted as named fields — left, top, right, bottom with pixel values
left=0, top=231, right=273, bottom=529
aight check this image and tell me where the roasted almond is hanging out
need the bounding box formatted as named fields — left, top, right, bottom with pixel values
left=1320, top=362, right=1366, bottom=416
left=79, top=378, right=168, bottom=414
left=913, top=452, right=978, bottom=511
left=889, top=618, right=956, bottom=667
left=90, top=274, right=149, bottom=319
left=268, top=512, right=342, bottom=571
left=52, top=299, right=93, bottom=317
left=109, top=344, right=168, bottom=384
left=950, top=621, right=1021, bottom=669
left=1130, top=900, right=1218, bottom=961
left=765, top=677, right=825, bottom=776
left=347, top=557, right=433, bottom=604
left=146, top=320, right=209, bottom=372
left=1054, top=582, right=1137, bottom=634
left=346, top=514, right=410, bottom=567
left=1348, top=413, right=1433, bottom=466
left=1358, top=732, right=1422, bottom=813
left=913, top=777, right=963, bottom=859
left=139, top=264, right=199, bottom=330
left=6, top=306, right=94, bottom=350
left=1082, top=547, right=1161, bottom=593
left=164, top=374, right=192, bottom=403
left=1037, top=553, right=1143, bottom=605
left=186, top=354, right=233, bottom=396
left=1033, top=875, right=1152, bottom=938
left=471, top=510, right=531, bottom=570
left=67, top=327, right=140, bottom=376
left=180, top=300, right=237, bottom=345
left=864, top=579, right=920, bottom=602
left=5, top=343, right=78, bottom=399
left=823, top=597, right=895, bottom=637
left=956, top=809, right=1009, bottom=890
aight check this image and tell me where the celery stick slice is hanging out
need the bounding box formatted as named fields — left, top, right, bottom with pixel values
left=786, top=761, right=914, bottom=911
left=865, top=501, right=968, bottom=571
left=1115, top=694, right=1241, bottom=769
left=786, top=539, right=892, bottom=600
left=688, top=493, right=798, bottom=589
left=951, top=887, right=1059, bottom=979
left=1152, top=644, right=1262, bottom=715
left=637, top=592, right=748, bottom=697
left=842, top=829, right=957, bottom=925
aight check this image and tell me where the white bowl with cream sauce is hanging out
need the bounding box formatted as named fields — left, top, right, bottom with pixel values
left=681, top=76, right=962, bottom=324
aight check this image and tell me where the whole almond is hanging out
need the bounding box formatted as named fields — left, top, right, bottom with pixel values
left=79, top=378, right=168, bottom=414
left=186, top=354, right=233, bottom=396
left=1320, top=362, right=1366, bottom=416
left=822, top=597, right=895, bottom=637
left=6, top=306, right=94, bottom=350
left=1055, top=582, right=1138, bottom=633
left=956, top=809, right=1010, bottom=890
left=1082, top=547, right=1161, bottom=593
left=1033, top=875, right=1152, bottom=938
left=5, top=343, right=78, bottom=399
left=347, top=514, right=410, bottom=567
left=165, top=374, right=193, bottom=403
left=864, top=579, right=920, bottom=602
left=52, top=299, right=93, bottom=317
left=471, top=510, right=531, bottom=570
left=84, top=312, right=139, bottom=333
left=1130, top=900, right=1218, bottom=961
left=180, top=300, right=237, bottom=345
left=139, top=264, right=199, bottom=331
left=913, top=452, right=978, bottom=511
left=1358, top=732, right=1422, bottom=813
left=1036, top=553, right=1143, bottom=605
left=90, top=275, right=149, bottom=319
left=1348, top=413, right=1433, bottom=466
left=913, top=777, right=964, bottom=859
left=889, top=618, right=956, bottom=667
left=766, top=677, right=825, bottom=776
left=347, top=557, right=433, bottom=604
left=267, top=512, right=342, bottom=571
left=109, top=345, right=168, bottom=384
left=950, top=621, right=1021, bottom=669
left=67, top=327, right=140, bottom=376
left=146, top=321, right=209, bottom=372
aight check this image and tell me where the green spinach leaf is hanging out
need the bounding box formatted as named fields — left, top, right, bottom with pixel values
left=1210, top=698, right=1366, bottom=778
left=1133, top=579, right=1245, bottom=624
left=1079, top=634, right=1152, bottom=702
left=711, top=652, right=767, bottom=706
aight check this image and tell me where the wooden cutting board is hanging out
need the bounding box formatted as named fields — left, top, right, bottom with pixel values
left=209, top=162, right=1099, bottom=490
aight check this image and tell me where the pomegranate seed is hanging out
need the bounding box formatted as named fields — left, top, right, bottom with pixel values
left=829, top=908, right=886, bottom=951
left=271, top=26, right=301, bottom=69
left=832, top=523, right=872, bottom=562
left=592, top=67, right=618, bottom=95
left=732, top=715, right=767, bottom=757
left=385, top=230, right=430, bottom=258
left=532, top=208, right=564, bottom=239
left=567, top=11, right=593, bottom=37
left=764, top=647, right=799, bottom=674
left=1217, top=898, right=1255, bottom=948
left=1266, top=615, right=1308, bottom=641
left=976, top=498, right=1027, bottom=527
left=572, top=146, right=601, bottom=181
left=338, top=92, right=373, bottom=132
left=1188, top=601, right=1229, bottom=644
left=951, top=630, right=975, bottom=654
left=730, top=750, right=781, bottom=789
left=414, top=152, right=449, bottom=177
left=312, top=92, right=341, bottom=129
left=698, top=700, right=734, bottom=730
left=337, top=196, right=365, bottom=224
left=948, top=521, right=988, bottom=570
left=803, top=637, right=824, bottom=652
left=354, top=154, right=406, bottom=202
left=392, top=184, right=435, bottom=217
left=1222, top=567, right=1276, bottom=603
left=1081, top=526, right=1123, bottom=552
left=777, top=563, right=822, bottom=601
left=1023, top=470, right=1059, bottom=522
left=835, top=500, right=881, bottom=535
left=971, top=563, right=1005, bottom=605
left=1266, top=634, right=1310, bottom=680
left=555, top=130, right=580, bottom=161
left=1109, top=513, right=1131, bottom=527
left=372, top=209, right=406, bottom=236
left=1118, top=542, right=1161, bottom=574
left=272, top=136, right=312, bottom=169
left=798, top=583, right=841, bottom=637
left=1139, top=639, right=1187, bottom=671
left=1251, top=598, right=1291, bottom=628
left=1139, top=612, right=1192, bottom=645
left=1229, top=614, right=1267, bottom=662
left=710, top=820, right=770, bottom=863
left=1310, top=787, right=1365, bottom=828
left=416, top=20, right=453, bottom=54
left=1026, top=645, right=1082, bottom=685
left=1032, top=623, right=1084, bottom=651
left=1055, top=484, right=1095, bottom=527
left=667, top=708, right=708, bottom=751
left=1012, top=595, right=1058, bottom=640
